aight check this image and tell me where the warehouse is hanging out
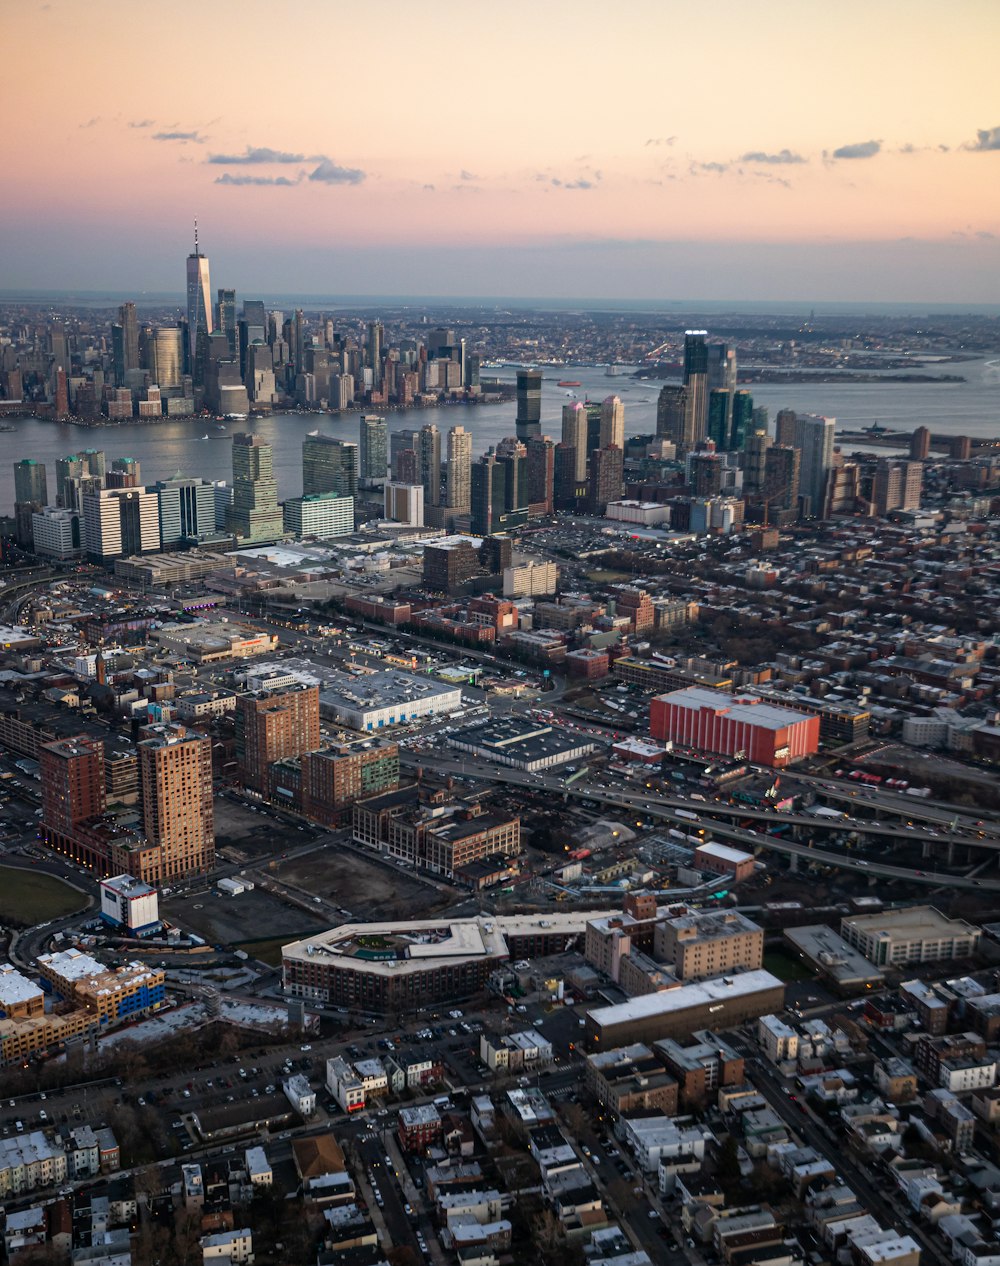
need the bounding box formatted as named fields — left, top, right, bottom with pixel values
left=447, top=716, right=598, bottom=772
left=840, top=906, right=981, bottom=968
left=318, top=668, right=462, bottom=731
left=784, top=924, right=885, bottom=990
left=585, top=970, right=785, bottom=1050
left=650, top=687, right=819, bottom=768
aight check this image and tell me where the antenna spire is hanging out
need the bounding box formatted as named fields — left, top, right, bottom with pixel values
left=194, top=218, right=199, bottom=255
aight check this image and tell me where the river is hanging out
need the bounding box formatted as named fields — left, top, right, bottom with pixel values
left=1, top=357, right=998, bottom=512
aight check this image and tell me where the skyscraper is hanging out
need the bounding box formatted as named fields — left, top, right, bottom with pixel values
left=82, top=488, right=161, bottom=560
left=707, top=390, right=729, bottom=449
left=301, top=434, right=358, bottom=498
left=764, top=446, right=801, bottom=517
left=515, top=369, right=542, bottom=441
left=112, top=302, right=139, bottom=386
left=14, top=458, right=48, bottom=506
left=367, top=320, right=384, bottom=390
left=775, top=409, right=798, bottom=448
left=561, top=402, right=589, bottom=482
left=138, top=723, right=215, bottom=880
left=873, top=460, right=923, bottom=516
left=150, top=327, right=184, bottom=391
left=599, top=395, right=625, bottom=449
left=446, top=425, right=472, bottom=509
left=470, top=451, right=506, bottom=536
left=418, top=424, right=442, bottom=507
left=587, top=446, right=624, bottom=514
left=730, top=390, right=754, bottom=451
left=910, top=426, right=931, bottom=460
left=185, top=222, right=212, bottom=367
left=359, top=415, right=388, bottom=485
left=216, top=288, right=237, bottom=358
left=496, top=437, right=530, bottom=528
left=655, top=385, right=689, bottom=446
left=526, top=436, right=555, bottom=514
left=682, top=330, right=709, bottom=448
left=743, top=430, right=772, bottom=494
left=153, top=475, right=218, bottom=546
left=794, top=414, right=836, bottom=518
left=226, top=433, right=284, bottom=543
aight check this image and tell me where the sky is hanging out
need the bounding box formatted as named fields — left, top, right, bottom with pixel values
left=3, top=0, right=1000, bottom=303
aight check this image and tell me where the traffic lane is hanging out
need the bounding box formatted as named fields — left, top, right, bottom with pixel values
left=359, top=1135, right=415, bottom=1247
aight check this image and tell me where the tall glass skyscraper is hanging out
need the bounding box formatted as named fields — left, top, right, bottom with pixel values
left=515, top=369, right=542, bottom=441
left=185, top=223, right=213, bottom=365
left=301, top=434, right=358, bottom=498
left=359, top=415, right=388, bottom=485
left=225, top=433, right=283, bottom=543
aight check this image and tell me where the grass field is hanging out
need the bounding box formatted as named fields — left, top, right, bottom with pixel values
left=0, top=866, right=88, bottom=927
left=763, top=948, right=816, bottom=983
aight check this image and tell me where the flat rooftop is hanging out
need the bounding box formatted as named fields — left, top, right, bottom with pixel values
left=785, top=924, right=885, bottom=985
left=589, top=970, right=784, bottom=1029
left=319, top=668, right=458, bottom=713
left=841, top=905, right=981, bottom=941
left=0, top=964, right=42, bottom=1007
left=695, top=841, right=754, bottom=866
left=658, top=686, right=813, bottom=731
left=665, top=910, right=761, bottom=942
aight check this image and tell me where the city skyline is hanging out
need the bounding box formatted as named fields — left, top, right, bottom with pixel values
left=2, top=0, right=999, bottom=302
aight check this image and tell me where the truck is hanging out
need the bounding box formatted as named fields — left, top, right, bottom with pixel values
left=905, top=786, right=933, bottom=798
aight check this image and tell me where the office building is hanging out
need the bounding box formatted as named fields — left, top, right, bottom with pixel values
left=764, top=446, right=800, bottom=516
left=82, top=488, right=161, bottom=561
left=446, top=425, right=472, bottom=509
left=153, top=475, right=217, bottom=547
left=226, top=433, right=283, bottom=543
left=391, top=429, right=419, bottom=480
left=707, top=390, right=730, bottom=450
left=682, top=331, right=709, bottom=447
left=359, top=415, right=388, bottom=485
left=794, top=413, right=836, bottom=518
left=730, top=390, right=753, bottom=451
left=743, top=429, right=772, bottom=494
left=384, top=482, right=424, bottom=527
left=600, top=395, right=625, bottom=449
left=106, top=457, right=141, bottom=489
left=282, top=494, right=354, bottom=539
left=561, top=402, right=589, bottom=482
left=654, top=910, right=764, bottom=981
left=471, top=452, right=505, bottom=536
left=840, top=907, right=981, bottom=968
left=418, top=423, right=442, bottom=506
left=235, top=685, right=321, bottom=795
left=138, top=723, right=215, bottom=879
left=367, top=319, right=383, bottom=389
left=149, top=326, right=184, bottom=391
left=873, top=459, right=923, bottom=516
left=515, top=368, right=542, bottom=441
left=775, top=409, right=798, bottom=448
left=302, top=434, right=358, bottom=498
left=31, top=507, right=81, bottom=559
left=216, top=288, right=237, bottom=357
left=650, top=687, right=820, bottom=768
left=185, top=223, right=212, bottom=368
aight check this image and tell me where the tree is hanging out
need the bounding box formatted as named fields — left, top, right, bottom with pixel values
left=716, top=1133, right=742, bottom=1195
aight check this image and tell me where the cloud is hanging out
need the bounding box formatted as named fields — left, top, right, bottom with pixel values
left=691, top=161, right=729, bottom=174
left=128, top=119, right=154, bottom=129
left=645, top=136, right=676, bottom=147
left=207, top=145, right=306, bottom=165
left=459, top=169, right=478, bottom=182
left=739, top=148, right=805, bottom=165
left=79, top=117, right=101, bottom=129
left=215, top=172, right=302, bottom=186
left=153, top=131, right=204, bottom=143
left=308, top=159, right=366, bottom=185
left=831, top=139, right=881, bottom=159
left=967, top=126, right=1000, bottom=152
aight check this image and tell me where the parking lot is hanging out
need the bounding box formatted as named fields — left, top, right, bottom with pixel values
left=163, top=884, right=324, bottom=947
left=273, top=847, right=452, bottom=921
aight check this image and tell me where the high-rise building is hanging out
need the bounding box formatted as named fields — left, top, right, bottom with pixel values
left=873, top=460, right=923, bottom=517
left=496, top=437, right=530, bottom=528
left=526, top=436, right=555, bottom=514
left=359, top=415, right=388, bottom=485
left=655, top=384, right=689, bottom=446
left=302, top=434, right=358, bottom=498
left=367, top=320, right=384, bottom=390
left=106, top=457, right=141, bottom=489
left=588, top=446, right=625, bottom=514
left=282, top=494, right=354, bottom=539
left=149, top=327, right=184, bottom=392
left=235, top=685, right=321, bottom=796
left=515, top=369, right=542, bottom=442
left=682, top=331, right=709, bottom=448
left=553, top=443, right=580, bottom=510
left=794, top=414, right=836, bottom=518
left=40, top=736, right=106, bottom=838
left=690, top=453, right=723, bottom=497
left=600, top=395, right=625, bottom=450
left=153, top=475, right=218, bottom=547
left=384, top=482, right=424, bottom=527
left=743, top=430, right=772, bottom=494
left=82, top=488, right=160, bottom=560
left=775, top=409, right=798, bottom=448
left=763, top=446, right=800, bottom=516
left=112, top=302, right=140, bottom=386
left=14, top=458, right=48, bottom=506
left=138, top=723, right=215, bottom=879
left=707, top=390, right=730, bottom=450
left=471, top=451, right=506, bottom=536
left=226, top=433, right=283, bottom=543
left=446, top=425, right=472, bottom=509
left=910, top=426, right=931, bottom=460
left=185, top=222, right=212, bottom=367
left=216, top=288, right=237, bottom=358
left=561, top=402, right=589, bottom=482
left=391, top=429, right=419, bottom=480
left=730, top=391, right=754, bottom=451
left=418, top=424, right=442, bottom=507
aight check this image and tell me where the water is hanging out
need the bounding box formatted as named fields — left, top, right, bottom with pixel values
left=1, top=357, right=998, bottom=513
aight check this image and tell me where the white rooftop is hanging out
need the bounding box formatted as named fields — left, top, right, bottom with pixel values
left=695, top=841, right=754, bottom=866
left=660, top=686, right=814, bottom=731
left=589, top=970, right=784, bottom=1028
left=0, top=964, right=42, bottom=1007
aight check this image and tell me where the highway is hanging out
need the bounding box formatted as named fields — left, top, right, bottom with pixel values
left=401, top=751, right=1000, bottom=891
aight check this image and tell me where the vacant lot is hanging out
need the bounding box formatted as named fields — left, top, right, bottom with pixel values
left=0, top=866, right=88, bottom=927
left=164, top=885, right=322, bottom=948
left=213, top=797, right=310, bottom=860
left=763, top=948, right=816, bottom=983
left=275, top=846, right=451, bottom=920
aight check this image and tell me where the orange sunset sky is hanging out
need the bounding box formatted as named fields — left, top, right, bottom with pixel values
left=4, top=0, right=999, bottom=301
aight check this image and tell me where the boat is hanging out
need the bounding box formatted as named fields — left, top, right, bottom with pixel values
left=557, top=380, right=582, bottom=388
